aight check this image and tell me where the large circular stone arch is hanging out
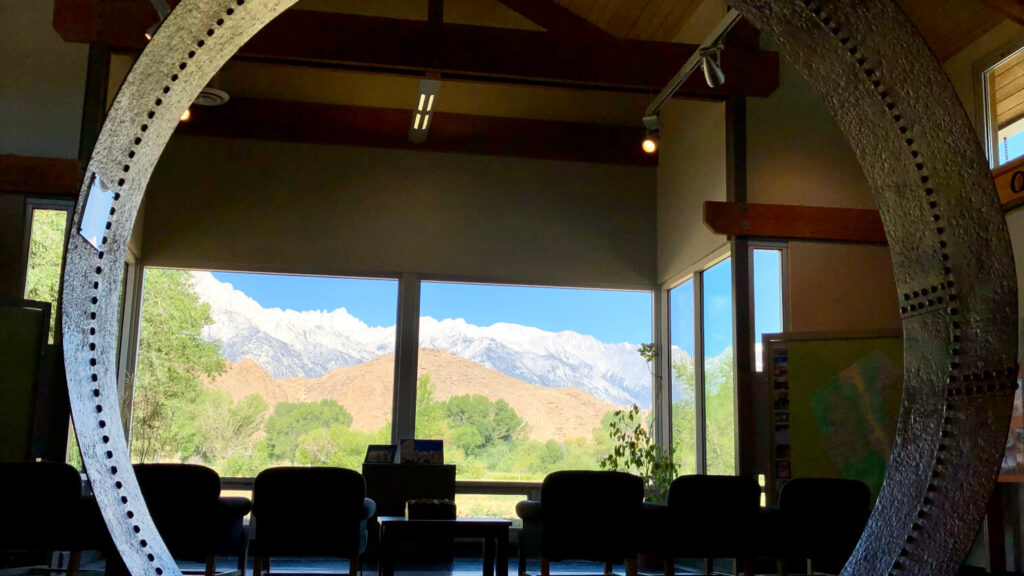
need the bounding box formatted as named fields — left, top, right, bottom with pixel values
left=64, top=0, right=1016, bottom=574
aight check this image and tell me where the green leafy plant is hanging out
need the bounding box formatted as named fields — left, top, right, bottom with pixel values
left=599, top=404, right=676, bottom=504
left=600, top=343, right=676, bottom=504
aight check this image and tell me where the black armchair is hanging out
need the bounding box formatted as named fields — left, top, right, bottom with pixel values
left=516, top=470, right=644, bottom=576
left=0, top=462, right=104, bottom=575
left=639, top=474, right=761, bottom=576
left=767, top=477, right=871, bottom=575
left=133, top=463, right=252, bottom=576
left=250, top=467, right=376, bottom=576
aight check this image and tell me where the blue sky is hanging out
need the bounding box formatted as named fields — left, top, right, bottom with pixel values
left=668, top=251, right=783, bottom=358
left=212, top=252, right=782, bottom=351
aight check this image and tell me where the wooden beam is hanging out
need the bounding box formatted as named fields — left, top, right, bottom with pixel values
left=703, top=201, right=888, bottom=244
left=493, top=0, right=611, bottom=41
left=176, top=98, right=657, bottom=166
left=0, top=155, right=82, bottom=197
left=979, top=0, right=1024, bottom=26
left=52, top=0, right=779, bottom=97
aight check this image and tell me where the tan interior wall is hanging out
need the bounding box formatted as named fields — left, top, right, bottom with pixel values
left=656, top=99, right=727, bottom=285
left=142, top=136, right=657, bottom=288
left=0, top=0, right=87, bottom=159
left=748, top=54, right=901, bottom=333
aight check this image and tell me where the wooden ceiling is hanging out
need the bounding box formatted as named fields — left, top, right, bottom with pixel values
left=554, top=0, right=705, bottom=41
left=549, top=0, right=1008, bottom=61
left=893, top=0, right=1006, bottom=62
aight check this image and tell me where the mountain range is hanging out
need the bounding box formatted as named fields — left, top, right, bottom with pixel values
left=191, top=272, right=655, bottom=408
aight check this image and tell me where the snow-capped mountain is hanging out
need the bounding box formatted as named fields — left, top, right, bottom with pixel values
left=190, top=272, right=655, bottom=408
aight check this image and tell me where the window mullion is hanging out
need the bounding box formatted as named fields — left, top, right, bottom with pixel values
left=694, top=270, right=707, bottom=475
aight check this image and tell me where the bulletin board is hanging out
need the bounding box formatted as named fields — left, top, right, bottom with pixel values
left=765, top=331, right=903, bottom=504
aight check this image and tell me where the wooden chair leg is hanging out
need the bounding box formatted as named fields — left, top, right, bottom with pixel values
left=348, top=556, right=359, bottom=576
left=67, top=550, right=82, bottom=576
left=776, top=557, right=787, bottom=576
left=704, top=558, right=713, bottom=575
left=205, top=554, right=216, bottom=576
left=663, top=556, right=674, bottom=576
left=625, top=557, right=637, bottom=576
left=541, top=557, right=550, bottom=576
left=741, top=558, right=755, bottom=576
left=603, top=561, right=614, bottom=575
left=238, top=551, right=247, bottom=576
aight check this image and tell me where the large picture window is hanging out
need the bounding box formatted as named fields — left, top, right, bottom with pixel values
left=416, top=281, right=653, bottom=483
left=130, top=269, right=397, bottom=477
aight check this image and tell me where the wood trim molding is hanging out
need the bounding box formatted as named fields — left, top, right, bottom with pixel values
left=703, top=201, right=887, bottom=244
left=0, top=155, right=82, bottom=197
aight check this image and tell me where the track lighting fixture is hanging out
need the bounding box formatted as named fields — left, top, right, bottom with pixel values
left=641, top=9, right=741, bottom=140
left=642, top=114, right=660, bottom=154
left=700, top=45, right=725, bottom=89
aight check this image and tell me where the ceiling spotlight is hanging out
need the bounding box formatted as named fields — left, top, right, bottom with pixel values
left=700, top=45, right=726, bottom=89
left=409, top=78, right=441, bottom=144
left=642, top=114, right=660, bottom=155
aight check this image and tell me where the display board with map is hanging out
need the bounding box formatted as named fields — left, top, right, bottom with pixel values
left=764, top=332, right=903, bottom=504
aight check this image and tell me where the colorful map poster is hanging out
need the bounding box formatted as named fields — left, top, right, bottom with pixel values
left=767, top=333, right=903, bottom=503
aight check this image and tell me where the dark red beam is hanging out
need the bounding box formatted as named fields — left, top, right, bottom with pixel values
left=0, top=155, right=82, bottom=198
left=53, top=0, right=779, bottom=97
left=704, top=201, right=888, bottom=244
left=176, top=98, right=657, bottom=166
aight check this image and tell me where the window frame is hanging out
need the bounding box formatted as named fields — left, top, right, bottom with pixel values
left=974, top=37, right=1024, bottom=168
left=662, top=244, right=788, bottom=475
left=20, top=197, right=75, bottom=343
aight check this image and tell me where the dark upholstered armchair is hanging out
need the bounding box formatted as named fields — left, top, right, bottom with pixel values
left=766, top=477, right=871, bottom=576
left=133, top=463, right=251, bottom=576
left=516, top=470, right=644, bottom=576
left=639, top=474, right=761, bottom=576
left=250, top=467, right=376, bottom=576
left=0, top=462, right=104, bottom=575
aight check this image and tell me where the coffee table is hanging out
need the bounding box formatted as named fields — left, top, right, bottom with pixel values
left=377, top=516, right=511, bottom=576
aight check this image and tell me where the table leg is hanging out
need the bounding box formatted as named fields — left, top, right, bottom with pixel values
left=483, top=535, right=496, bottom=576
left=496, top=527, right=509, bottom=576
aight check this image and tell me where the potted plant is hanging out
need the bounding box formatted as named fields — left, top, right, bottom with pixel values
left=599, top=343, right=676, bottom=504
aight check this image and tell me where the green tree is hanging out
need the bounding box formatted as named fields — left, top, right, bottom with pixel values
left=672, top=352, right=697, bottom=475
left=264, top=400, right=353, bottom=463
left=173, top=390, right=268, bottom=467
left=443, top=394, right=526, bottom=457
left=24, top=209, right=67, bottom=344
left=295, top=423, right=390, bottom=470
left=415, top=373, right=447, bottom=438
left=132, top=269, right=226, bottom=462
left=704, top=347, right=736, bottom=475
